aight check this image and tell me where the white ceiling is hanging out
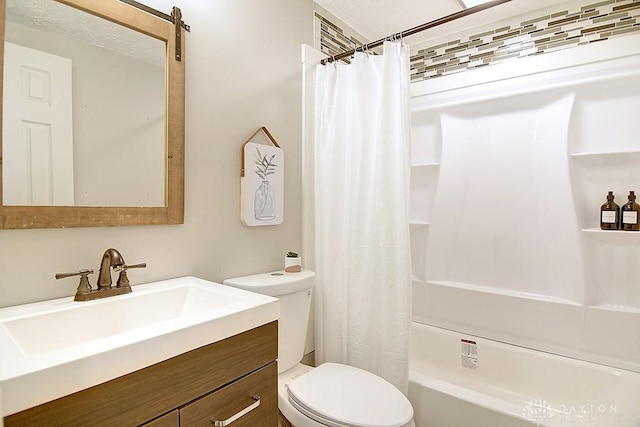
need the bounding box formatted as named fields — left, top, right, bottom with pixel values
left=315, top=0, right=572, bottom=42
left=6, top=0, right=164, bottom=66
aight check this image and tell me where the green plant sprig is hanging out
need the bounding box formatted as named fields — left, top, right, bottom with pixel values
left=254, top=147, right=277, bottom=181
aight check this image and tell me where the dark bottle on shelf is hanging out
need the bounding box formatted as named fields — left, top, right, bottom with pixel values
left=600, top=191, right=620, bottom=230
left=621, top=191, right=640, bottom=231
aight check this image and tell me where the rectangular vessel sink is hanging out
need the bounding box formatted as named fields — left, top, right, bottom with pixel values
left=0, top=276, right=279, bottom=418
left=4, top=284, right=244, bottom=355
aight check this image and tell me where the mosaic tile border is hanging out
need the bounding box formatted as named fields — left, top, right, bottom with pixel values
left=411, top=0, right=640, bottom=81
left=314, top=0, right=640, bottom=81
left=314, top=8, right=367, bottom=62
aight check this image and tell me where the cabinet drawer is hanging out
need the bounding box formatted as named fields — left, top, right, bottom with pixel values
left=180, top=362, right=277, bottom=427
left=141, top=410, right=179, bottom=427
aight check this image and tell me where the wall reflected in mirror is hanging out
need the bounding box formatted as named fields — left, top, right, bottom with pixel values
left=3, top=0, right=166, bottom=207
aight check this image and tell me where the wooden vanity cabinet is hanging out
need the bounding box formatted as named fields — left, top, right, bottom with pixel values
left=142, top=410, right=179, bottom=427
left=4, top=321, right=278, bottom=427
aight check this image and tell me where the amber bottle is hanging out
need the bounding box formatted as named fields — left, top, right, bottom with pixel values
left=621, top=191, right=640, bottom=231
left=600, top=191, right=620, bottom=230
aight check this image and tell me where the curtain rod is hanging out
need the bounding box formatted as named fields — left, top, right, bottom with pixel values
left=322, top=0, right=512, bottom=65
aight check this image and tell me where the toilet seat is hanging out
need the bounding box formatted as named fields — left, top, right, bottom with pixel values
left=287, top=363, right=413, bottom=427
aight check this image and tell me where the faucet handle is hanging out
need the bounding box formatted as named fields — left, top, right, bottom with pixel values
left=116, top=263, right=146, bottom=288
left=122, top=263, right=147, bottom=270
left=55, top=269, right=94, bottom=296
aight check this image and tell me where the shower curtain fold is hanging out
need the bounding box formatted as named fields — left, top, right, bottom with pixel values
left=313, top=41, right=412, bottom=394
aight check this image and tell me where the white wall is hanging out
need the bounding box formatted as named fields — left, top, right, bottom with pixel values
left=0, top=0, right=313, bottom=308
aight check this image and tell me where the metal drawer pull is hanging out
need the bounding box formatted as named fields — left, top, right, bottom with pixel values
left=211, top=395, right=260, bottom=426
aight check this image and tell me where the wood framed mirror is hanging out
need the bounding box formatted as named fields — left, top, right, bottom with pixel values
left=0, top=0, right=185, bottom=229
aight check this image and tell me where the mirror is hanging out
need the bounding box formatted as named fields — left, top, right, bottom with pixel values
left=0, top=0, right=185, bottom=228
left=4, top=0, right=166, bottom=207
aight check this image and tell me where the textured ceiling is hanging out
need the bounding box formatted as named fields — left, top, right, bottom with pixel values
left=315, top=0, right=571, bottom=42
left=6, top=0, right=164, bottom=67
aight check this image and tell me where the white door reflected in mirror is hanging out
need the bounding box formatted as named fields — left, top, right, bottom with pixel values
left=3, top=42, right=74, bottom=206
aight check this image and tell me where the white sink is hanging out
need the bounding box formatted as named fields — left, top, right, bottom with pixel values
left=4, top=283, right=246, bottom=355
left=0, top=276, right=279, bottom=417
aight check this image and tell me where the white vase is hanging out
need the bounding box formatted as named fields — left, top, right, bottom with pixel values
left=254, top=180, right=275, bottom=221
left=284, top=256, right=302, bottom=273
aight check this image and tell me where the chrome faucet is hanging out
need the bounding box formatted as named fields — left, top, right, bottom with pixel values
left=55, top=248, right=146, bottom=301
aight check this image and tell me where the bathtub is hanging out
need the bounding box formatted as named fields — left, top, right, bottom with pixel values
left=408, top=322, right=640, bottom=427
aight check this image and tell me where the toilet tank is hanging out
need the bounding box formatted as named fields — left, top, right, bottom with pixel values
left=223, top=270, right=314, bottom=373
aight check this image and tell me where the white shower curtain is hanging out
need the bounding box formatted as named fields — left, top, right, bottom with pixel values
left=313, top=41, right=412, bottom=393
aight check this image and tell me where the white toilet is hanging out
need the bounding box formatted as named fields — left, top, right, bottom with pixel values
left=223, top=270, right=415, bottom=427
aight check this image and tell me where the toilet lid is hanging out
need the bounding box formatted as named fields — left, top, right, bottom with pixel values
left=287, top=363, right=413, bottom=427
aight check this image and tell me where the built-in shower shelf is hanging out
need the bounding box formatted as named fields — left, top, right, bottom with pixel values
left=571, top=150, right=640, bottom=163
left=410, top=222, right=430, bottom=282
left=410, top=162, right=439, bottom=227
left=589, top=304, right=640, bottom=314
left=425, top=280, right=581, bottom=305
left=410, top=162, right=440, bottom=168
left=581, top=228, right=640, bottom=240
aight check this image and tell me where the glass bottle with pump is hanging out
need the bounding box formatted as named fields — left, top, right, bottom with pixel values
left=621, top=191, right=640, bottom=231
left=600, top=191, right=620, bottom=230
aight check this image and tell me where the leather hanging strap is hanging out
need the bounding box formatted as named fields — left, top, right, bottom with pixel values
left=241, top=127, right=281, bottom=177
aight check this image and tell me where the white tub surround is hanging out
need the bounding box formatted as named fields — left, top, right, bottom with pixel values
left=409, top=33, right=640, bottom=373
left=409, top=322, right=640, bottom=427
